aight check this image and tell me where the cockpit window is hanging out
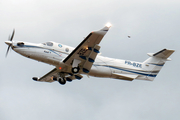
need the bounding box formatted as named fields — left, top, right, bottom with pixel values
left=17, top=42, right=24, bottom=47
left=42, top=43, right=46, bottom=45
left=46, top=42, right=53, bottom=46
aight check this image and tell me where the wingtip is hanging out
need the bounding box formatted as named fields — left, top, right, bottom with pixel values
left=105, top=22, right=112, bottom=28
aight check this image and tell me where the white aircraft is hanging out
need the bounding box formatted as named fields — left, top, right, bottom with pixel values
left=5, top=24, right=175, bottom=85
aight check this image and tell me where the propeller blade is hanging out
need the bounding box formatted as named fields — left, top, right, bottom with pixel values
left=6, top=29, right=15, bottom=57
left=8, top=35, right=10, bottom=40
left=10, top=29, right=15, bottom=41
left=6, top=45, right=11, bottom=57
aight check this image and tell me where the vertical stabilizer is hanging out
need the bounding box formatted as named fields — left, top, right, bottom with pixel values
left=142, top=49, right=175, bottom=81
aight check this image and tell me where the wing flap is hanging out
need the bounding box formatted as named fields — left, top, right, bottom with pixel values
left=81, top=45, right=100, bottom=73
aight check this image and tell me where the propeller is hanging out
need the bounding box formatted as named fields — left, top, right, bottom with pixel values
left=5, top=29, right=15, bottom=57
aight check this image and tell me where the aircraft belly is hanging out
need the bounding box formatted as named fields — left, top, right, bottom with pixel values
left=89, top=65, right=112, bottom=78
left=14, top=48, right=39, bottom=60
left=40, top=54, right=63, bottom=66
left=15, top=48, right=62, bottom=66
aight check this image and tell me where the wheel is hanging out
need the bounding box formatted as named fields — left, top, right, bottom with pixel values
left=72, top=67, right=80, bottom=73
left=58, top=77, right=66, bottom=85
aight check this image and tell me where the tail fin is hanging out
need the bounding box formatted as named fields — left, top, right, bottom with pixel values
left=142, top=49, right=175, bottom=81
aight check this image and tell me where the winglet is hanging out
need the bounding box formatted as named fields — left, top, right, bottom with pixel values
left=93, top=23, right=111, bottom=35
left=105, top=22, right=112, bottom=28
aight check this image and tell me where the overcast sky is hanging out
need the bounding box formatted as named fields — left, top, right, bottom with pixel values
left=0, top=0, right=179, bottom=120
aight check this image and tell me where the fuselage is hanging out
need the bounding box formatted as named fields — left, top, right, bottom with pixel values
left=11, top=41, right=155, bottom=81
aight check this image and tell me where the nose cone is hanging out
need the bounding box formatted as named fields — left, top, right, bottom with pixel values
left=5, top=41, right=12, bottom=46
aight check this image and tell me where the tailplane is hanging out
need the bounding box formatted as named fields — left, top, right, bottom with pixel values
left=141, top=49, right=175, bottom=81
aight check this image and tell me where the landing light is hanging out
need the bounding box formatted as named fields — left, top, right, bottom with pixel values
left=105, top=22, right=112, bottom=28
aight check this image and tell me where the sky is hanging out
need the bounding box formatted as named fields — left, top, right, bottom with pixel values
left=0, top=0, right=180, bottom=120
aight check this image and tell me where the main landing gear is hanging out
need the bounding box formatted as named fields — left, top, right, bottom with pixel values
left=52, top=76, right=66, bottom=85
left=52, top=67, right=80, bottom=85
left=55, top=73, right=67, bottom=85
left=58, top=77, right=66, bottom=85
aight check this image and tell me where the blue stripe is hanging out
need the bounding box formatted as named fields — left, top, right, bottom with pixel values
left=49, top=50, right=61, bottom=56
left=94, top=65, right=157, bottom=77
left=15, top=45, right=63, bottom=56
left=24, top=45, right=40, bottom=48
left=14, top=45, right=43, bottom=49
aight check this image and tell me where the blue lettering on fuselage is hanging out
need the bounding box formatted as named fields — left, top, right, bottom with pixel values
left=44, top=50, right=51, bottom=53
left=125, top=61, right=142, bottom=68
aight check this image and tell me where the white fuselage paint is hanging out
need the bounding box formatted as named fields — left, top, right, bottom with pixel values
left=12, top=41, right=156, bottom=81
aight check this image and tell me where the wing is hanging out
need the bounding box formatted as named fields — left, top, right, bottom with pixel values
left=33, top=25, right=110, bottom=83
left=63, top=25, right=110, bottom=73
left=36, top=68, right=58, bottom=82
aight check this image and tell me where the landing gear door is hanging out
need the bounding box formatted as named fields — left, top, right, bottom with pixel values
left=72, top=59, right=81, bottom=67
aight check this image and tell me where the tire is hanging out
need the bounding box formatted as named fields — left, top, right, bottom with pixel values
left=58, top=77, right=66, bottom=85
left=72, top=67, right=79, bottom=73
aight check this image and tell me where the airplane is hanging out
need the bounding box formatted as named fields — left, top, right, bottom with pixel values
left=5, top=23, right=175, bottom=85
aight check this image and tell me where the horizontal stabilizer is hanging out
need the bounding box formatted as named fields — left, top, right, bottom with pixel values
left=112, top=73, right=138, bottom=81
left=153, top=49, right=175, bottom=59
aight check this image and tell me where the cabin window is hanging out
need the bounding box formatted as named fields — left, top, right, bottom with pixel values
left=58, top=44, right=62, bottom=48
left=46, top=42, right=53, bottom=46
left=65, top=48, right=69, bottom=52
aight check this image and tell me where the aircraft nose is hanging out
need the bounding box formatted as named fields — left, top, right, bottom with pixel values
left=5, top=41, right=12, bottom=46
